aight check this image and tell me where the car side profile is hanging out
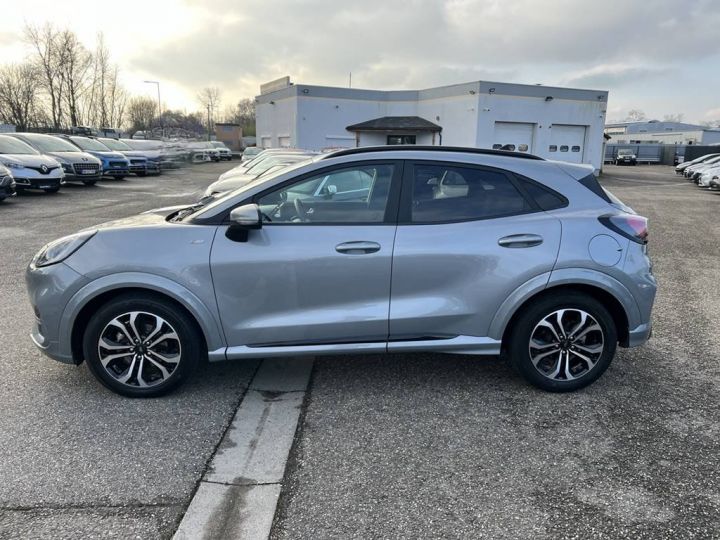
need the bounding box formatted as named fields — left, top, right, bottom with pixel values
left=26, top=146, right=656, bottom=397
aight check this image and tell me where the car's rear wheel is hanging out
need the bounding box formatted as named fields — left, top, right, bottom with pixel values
left=507, top=292, right=617, bottom=392
left=83, top=294, right=201, bottom=397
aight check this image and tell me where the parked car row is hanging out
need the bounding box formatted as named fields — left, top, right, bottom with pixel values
left=0, top=133, right=192, bottom=200
left=675, top=152, right=720, bottom=190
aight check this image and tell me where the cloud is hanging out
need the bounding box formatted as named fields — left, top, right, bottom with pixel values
left=560, top=64, right=672, bottom=89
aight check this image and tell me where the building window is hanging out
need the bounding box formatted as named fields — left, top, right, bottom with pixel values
left=549, top=145, right=558, bottom=152
left=518, top=144, right=529, bottom=152
left=560, top=145, right=569, bottom=152
left=492, top=144, right=503, bottom=150
left=387, top=135, right=416, bottom=145
left=571, top=145, right=581, bottom=152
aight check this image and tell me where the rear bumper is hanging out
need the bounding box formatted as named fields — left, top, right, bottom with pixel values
left=626, top=322, right=652, bottom=348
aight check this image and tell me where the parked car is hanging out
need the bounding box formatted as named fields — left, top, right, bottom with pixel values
left=685, top=156, right=720, bottom=179
left=26, top=146, right=656, bottom=397
left=9, top=133, right=101, bottom=186
left=614, top=149, right=637, bottom=166
left=210, top=141, right=232, bottom=160
left=187, top=142, right=221, bottom=163
left=0, top=135, right=64, bottom=193
left=697, top=164, right=720, bottom=187
left=204, top=153, right=313, bottom=198
left=61, top=136, right=131, bottom=180
left=119, top=139, right=165, bottom=174
left=241, top=146, right=262, bottom=162
left=709, top=174, right=720, bottom=190
left=0, top=164, right=16, bottom=201
left=97, top=137, right=151, bottom=176
left=675, top=153, right=720, bottom=175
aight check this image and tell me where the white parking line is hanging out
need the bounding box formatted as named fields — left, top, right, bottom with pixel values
left=173, top=357, right=313, bottom=540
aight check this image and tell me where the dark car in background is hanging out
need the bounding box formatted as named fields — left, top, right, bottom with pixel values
left=0, top=164, right=16, bottom=201
left=8, top=133, right=102, bottom=186
left=614, top=149, right=637, bottom=166
left=98, top=138, right=155, bottom=176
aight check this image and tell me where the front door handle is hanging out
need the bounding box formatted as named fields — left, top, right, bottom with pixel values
left=335, top=241, right=381, bottom=254
left=498, top=234, right=544, bottom=248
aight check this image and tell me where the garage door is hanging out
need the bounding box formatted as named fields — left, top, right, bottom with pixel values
left=549, top=124, right=586, bottom=164
left=492, top=122, right=534, bottom=153
left=278, top=136, right=291, bottom=148
left=260, top=136, right=272, bottom=149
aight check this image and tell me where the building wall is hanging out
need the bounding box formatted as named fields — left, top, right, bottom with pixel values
left=256, top=82, right=608, bottom=171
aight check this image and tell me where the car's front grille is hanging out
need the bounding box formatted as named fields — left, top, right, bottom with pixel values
left=73, top=163, right=100, bottom=174
left=130, top=159, right=145, bottom=165
left=108, top=161, right=127, bottom=168
left=26, top=165, right=60, bottom=175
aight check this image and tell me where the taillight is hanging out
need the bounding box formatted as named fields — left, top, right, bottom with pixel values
left=599, top=214, right=648, bottom=244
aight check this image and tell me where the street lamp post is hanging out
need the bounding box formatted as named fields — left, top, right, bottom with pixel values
left=143, top=80, right=162, bottom=137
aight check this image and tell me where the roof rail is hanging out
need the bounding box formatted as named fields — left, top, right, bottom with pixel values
left=323, top=145, right=545, bottom=161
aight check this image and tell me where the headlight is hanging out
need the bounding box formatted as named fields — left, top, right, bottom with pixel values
left=61, top=163, right=73, bottom=172
left=31, top=230, right=97, bottom=268
left=0, top=175, right=13, bottom=187
left=2, top=161, right=23, bottom=169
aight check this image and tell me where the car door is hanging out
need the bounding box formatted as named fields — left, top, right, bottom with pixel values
left=388, top=160, right=562, bottom=349
left=210, top=161, right=402, bottom=354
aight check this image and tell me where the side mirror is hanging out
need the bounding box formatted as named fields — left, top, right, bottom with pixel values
left=229, top=204, right=262, bottom=230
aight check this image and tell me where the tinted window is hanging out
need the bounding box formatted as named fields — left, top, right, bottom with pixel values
left=515, top=176, right=567, bottom=211
left=257, top=164, right=394, bottom=223
left=571, top=145, right=581, bottom=152
left=411, top=164, right=532, bottom=223
left=387, top=135, right=416, bottom=145
left=560, top=145, right=569, bottom=152
left=549, top=145, right=558, bottom=152
left=518, top=144, right=529, bottom=152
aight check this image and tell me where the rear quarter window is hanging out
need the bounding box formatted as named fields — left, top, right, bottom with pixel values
left=515, top=176, right=568, bottom=211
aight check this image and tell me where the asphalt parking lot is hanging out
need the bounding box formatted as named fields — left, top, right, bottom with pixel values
left=0, top=164, right=718, bottom=539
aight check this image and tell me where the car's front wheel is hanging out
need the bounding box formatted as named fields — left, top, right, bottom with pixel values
left=507, top=292, right=617, bottom=392
left=83, top=294, right=201, bottom=397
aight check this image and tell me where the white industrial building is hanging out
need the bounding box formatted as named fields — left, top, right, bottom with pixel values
left=604, top=120, right=720, bottom=145
left=256, top=77, right=609, bottom=171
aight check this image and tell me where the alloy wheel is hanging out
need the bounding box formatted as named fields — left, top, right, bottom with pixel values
left=528, top=309, right=604, bottom=381
left=97, top=311, right=181, bottom=388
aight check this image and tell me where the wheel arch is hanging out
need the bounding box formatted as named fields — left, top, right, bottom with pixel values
left=490, top=269, right=639, bottom=349
left=61, top=273, right=226, bottom=364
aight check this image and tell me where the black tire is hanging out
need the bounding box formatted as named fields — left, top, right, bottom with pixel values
left=83, top=293, right=201, bottom=397
left=83, top=180, right=97, bottom=186
left=507, top=292, right=617, bottom=392
left=44, top=186, right=60, bottom=193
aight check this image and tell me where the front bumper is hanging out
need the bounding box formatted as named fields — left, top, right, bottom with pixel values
left=0, top=183, right=16, bottom=198
left=14, top=176, right=63, bottom=189
left=26, top=261, right=89, bottom=364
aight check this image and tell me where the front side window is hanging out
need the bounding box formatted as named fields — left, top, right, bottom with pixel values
left=257, top=164, right=394, bottom=223
left=410, top=164, right=532, bottom=223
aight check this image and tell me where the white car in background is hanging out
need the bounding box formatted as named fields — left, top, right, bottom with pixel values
left=210, top=141, right=232, bottom=160
left=241, top=146, right=262, bottom=162
left=697, top=164, right=720, bottom=187
left=675, top=153, right=720, bottom=174
left=0, top=134, right=64, bottom=193
left=0, top=163, right=16, bottom=201
left=685, top=155, right=720, bottom=179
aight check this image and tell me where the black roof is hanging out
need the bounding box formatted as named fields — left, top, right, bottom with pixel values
left=346, top=116, right=442, bottom=132
left=324, top=145, right=545, bottom=161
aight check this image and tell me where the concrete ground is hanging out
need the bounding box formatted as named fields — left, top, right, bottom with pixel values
left=1, top=163, right=718, bottom=539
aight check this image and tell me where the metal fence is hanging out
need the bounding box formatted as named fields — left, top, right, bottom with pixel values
left=605, top=143, right=720, bottom=165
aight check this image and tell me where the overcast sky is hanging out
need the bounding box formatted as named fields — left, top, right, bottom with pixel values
left=5, top=0, right=720, bottom=123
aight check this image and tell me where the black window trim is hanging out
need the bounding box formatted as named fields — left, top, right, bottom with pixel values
left=220, top=159, right=405, bottom=226
left=511, top=172, right=569, bottom=211
left=397, top=159, right=543, bottom=225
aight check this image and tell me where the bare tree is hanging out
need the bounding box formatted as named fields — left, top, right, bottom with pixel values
left=223, top=98, right=256, bottom=135
left=197, top=87, right=221, bottom=138
left=662, top=113, right=684, bottom=123
left=624, top=109, right=646, bottom=122
left=126, top=96, right=157, bottom=134
left=25, top=24, right=65, bottom=128
left=0, top=63, right=41, bottom=130
left=84, top=34, right=127, bottom=128
left=56, top=30, right=93, bottom=126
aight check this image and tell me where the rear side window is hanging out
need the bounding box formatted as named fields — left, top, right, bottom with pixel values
left=578, top=173, right=613, bottom=204
left=410, top=164, right=532, bottom=223
left=515, top=176, right=568, bottom=211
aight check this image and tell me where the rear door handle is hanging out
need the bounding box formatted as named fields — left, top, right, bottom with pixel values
left=335, top=241, right=381, bottom=254
left=498, top=234, right=544, bottom=248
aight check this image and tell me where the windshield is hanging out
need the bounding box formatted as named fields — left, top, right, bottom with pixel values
left=211, top=142, right=227, bottom=148
left=21, top=134, right=79, bottom=153
left=124, top=139, right=162, bottom=150
left=243, top=147, right=261, bottom=156
left=100, top=138, right=133, bottom=151
left=0, top=136, right=39, bottom=155
left=71, top=137, right=110, bottom=152
left=617, top=149, right=634, bottom=156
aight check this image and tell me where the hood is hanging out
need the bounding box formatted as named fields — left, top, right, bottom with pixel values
left=128, top=149, right=162, bottom=160
left=0, top=164, right=11, bottom=176
left=218, top=165, right=250, bottom=181
left=92, top=210, right=174, bottom=232
left=0, top=154, right=60, bottom=168
left=85, top=150, right=128, bottom=161
left=206, top=175, right=256, bottom=195
left=119, top=151, right=148, bottom=160
left=46, top=151, right=102, bottom=165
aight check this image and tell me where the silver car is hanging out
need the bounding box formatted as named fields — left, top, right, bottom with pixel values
left=26, top=147, right=656, bottom=397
